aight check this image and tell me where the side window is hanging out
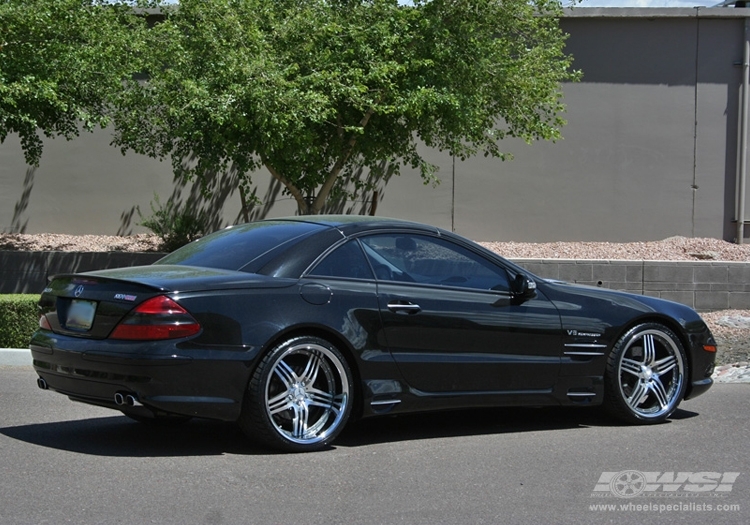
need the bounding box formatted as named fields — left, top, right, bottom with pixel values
left=359, top=234, right=510, bottom=291
left=308, top=240, right=374, bottom=280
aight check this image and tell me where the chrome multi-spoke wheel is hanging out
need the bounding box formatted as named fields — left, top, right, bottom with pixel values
left=604, top=323, right=687, bottom=423
left=240, top=336, right=353, bottom=452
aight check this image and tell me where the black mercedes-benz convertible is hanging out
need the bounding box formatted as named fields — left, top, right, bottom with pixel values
left=30, top=216, right=716, bottom=451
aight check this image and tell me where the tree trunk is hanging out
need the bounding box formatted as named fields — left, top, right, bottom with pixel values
left=238, top=186, right=251, bottom=223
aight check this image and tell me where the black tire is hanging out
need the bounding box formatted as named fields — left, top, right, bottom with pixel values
left=604, top=323, right=688, bottom=424
left=239, top=336, right=353, bottom=452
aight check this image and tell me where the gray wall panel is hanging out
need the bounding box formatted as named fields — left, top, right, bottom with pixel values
left=694, top=18, right=743, bottom=240
left=561, top=17, right=698, bottom=86
left=371, top=146, right=455, bottom=231
left=455, top=83, right=697, bottom=242
left=0, top=131, right=177, bottom=235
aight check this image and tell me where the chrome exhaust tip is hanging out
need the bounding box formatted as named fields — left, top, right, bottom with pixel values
left=115, top=392, right=142, bottom=407
left=36, top=378, right=48, bottom=390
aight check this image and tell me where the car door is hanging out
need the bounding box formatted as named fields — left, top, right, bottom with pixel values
left=359, top=233, right=563, bottom=394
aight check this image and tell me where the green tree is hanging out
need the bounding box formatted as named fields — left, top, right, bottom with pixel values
left=0, top=0, right=148, bottom=166
left=113, top=0, right=578, bottom=215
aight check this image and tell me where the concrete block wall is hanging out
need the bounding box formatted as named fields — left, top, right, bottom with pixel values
left=0, top=251, right=164, bottom=294
left=513, top=259, right=750, bottom=312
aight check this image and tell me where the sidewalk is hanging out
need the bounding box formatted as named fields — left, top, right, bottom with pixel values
left=0, top=348, right=32, bottom=366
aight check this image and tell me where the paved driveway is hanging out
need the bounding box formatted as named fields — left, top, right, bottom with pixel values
left=1, top=367, right=748, bottom=525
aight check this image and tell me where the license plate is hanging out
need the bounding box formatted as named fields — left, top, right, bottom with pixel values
left=66, top=300, right=96, bottom=331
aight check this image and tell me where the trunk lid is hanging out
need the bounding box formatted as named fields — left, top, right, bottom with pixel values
left=40, top=265, right=291, bottom=339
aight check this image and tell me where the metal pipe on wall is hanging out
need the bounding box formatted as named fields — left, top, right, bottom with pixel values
left=736, top=16, right=750, bottom=244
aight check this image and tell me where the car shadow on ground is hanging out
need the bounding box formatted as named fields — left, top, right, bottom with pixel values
left=0, top=416, right=257, bottom=457
left=0, top=406, right=699, bottom=457
left=336, top=405, right=699, bottom=447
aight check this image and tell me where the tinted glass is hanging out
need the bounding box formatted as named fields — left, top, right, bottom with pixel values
left=360, top=234, right=510, bottom=291
left=308, top=240, right=374, bottom=280
left=156, top=221, right=327, bottom=271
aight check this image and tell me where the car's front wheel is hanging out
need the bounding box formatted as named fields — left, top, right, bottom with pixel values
left=240, top=336, right=353, bottom=452
left=604, top=323, right=687, bottom=424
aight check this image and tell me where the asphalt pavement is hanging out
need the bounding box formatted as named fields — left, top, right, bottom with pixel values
left=1, top=366, right=748, bottom=525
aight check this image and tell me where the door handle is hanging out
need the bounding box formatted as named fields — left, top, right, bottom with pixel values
left=387, top=301, right=421, bottom=314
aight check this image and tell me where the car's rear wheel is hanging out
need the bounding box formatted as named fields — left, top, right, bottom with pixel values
left=604, top=323, right=687, bottom=424
left=240, top=336, right=353, bottom=452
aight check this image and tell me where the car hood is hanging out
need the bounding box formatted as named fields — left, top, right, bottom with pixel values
left=538, top=278, right=706, bottom=328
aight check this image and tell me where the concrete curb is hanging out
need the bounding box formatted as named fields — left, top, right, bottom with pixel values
left=0, top=348, right=32, bottom=366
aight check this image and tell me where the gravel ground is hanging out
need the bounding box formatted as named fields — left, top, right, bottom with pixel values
left=3, top=233, right=750, bottom=260
left=0, top=233, right=163, bottom=252
left=1, top=232, right=748, bottom=366
left=479, top=236, right=750, bottom=262
left=698, top=310, right=750, bottom=367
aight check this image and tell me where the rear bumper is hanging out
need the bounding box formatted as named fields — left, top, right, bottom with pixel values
left=30, top=331, right=259, bottom=421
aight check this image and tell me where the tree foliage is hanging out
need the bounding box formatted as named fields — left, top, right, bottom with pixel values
left=0, top=0, right=148, bottom=166
left=113, top=0, right=578, bottom=215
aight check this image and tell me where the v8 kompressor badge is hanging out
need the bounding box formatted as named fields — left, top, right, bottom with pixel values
left=567, top=329, right=602, bottom=338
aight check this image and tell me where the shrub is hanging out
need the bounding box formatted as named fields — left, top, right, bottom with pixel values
left=137, top=193, right=207, bottom=252
left=0, top=295, right=39, bottom=349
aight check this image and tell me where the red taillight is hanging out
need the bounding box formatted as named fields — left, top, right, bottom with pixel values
left=39, top=315, right=52, bottom=330
left=109, top=296, right=201, bottom=341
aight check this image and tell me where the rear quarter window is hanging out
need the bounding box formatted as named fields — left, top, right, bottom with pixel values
left=156, top=221, right=327, bottom=271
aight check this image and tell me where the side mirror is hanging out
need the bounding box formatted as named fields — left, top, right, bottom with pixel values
left=512, top=273, right=537, bottom=299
